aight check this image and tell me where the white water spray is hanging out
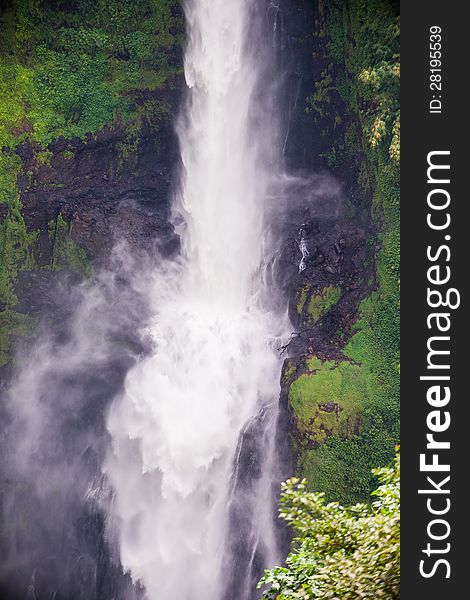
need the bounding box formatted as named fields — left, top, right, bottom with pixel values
left=104, top=1, right=287, bottom=598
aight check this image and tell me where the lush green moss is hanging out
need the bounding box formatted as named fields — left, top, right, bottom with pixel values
left=297, top=285, right=341, bottom=324
left=282, top=359, right=298, bottom=387
left=289, top=352, right=394, bottom=503
left=289, top=357, right=373, bottom=447
left=0, top=152, right=22, bottom=205
left=307, top=285, right=341, bottom=323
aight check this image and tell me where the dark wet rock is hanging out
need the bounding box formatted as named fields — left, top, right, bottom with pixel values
left=273, top=207, right=373, bottom=346
left=224, top=404, right=292, bottom=600
left=69, top=136, right=85, bottom=151
left=319, top=401, right=340, bottom=414
left=16, top=79, right=183, bottom=270
left=66, top=197, right=180, bottom=262
left=14, top=270, right=60, bottom=315
left=15, top=140, right=34, bottom=161
left=47, top=136, right=67, bottom=155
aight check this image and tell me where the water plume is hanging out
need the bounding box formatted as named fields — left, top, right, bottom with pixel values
left=104, top=0, right=290, bottom=598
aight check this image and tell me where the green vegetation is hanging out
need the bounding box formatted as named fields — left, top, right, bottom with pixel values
left=0, top=152, right=22, bottom=205
left=0, top=198, right=38, bottom=366
left=289, top=350, right=395, bottom=503
left=49, top=214, right=92, bottom=278
left=296, top=285, right=341, bottom=324
left=306, top=69, right=335, bottom=120
left=289, top=358, right=371, bottom=447
left=0, top=309, right=35, bottom=367
left=0, top=0, right=182, bottom=150
left=307, top=285, right=341, bottom=323
left=292, top=0, right=400, bottom=502
left=333, top=0, right=399, bottom=161
left=309, top=0, right=399, bottom=166
left=297, top=420, right=395, bottom=504
left=259, top=450, right=400, bottom=599
left=0, top=199, right=37, bottom=307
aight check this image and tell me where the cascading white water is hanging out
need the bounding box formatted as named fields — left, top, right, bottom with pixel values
left=104, top=1, right=287, bottom=598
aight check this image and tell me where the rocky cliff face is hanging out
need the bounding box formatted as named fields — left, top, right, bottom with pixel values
left=17, top=109, right=181, bottom=259
left=9, top=91, right=182, bottom=301
left=0, top=0, right=185, bottom=368
left=268, top=0, right=399, bottom=503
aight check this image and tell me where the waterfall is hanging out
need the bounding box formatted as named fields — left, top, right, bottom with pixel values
left=104, top=1, right=289, bottom=598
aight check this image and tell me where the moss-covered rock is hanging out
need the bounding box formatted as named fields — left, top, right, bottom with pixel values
left=306, top=285, right=341, bottom=323
left=289, top=357, right=367, bottom=447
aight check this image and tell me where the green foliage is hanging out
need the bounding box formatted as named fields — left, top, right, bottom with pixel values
left=0, top=152, right=22, bottom=205
left=0, top=54, right=32, bottom=148
left=0, top=199, right=37, bottom=307
left=0, top=52, right=30, bottom=202
left=35, top=149, right=52, bottom=167
left=306, top=69, right=335, bottom=120
left=0, top=0, right=182, bottom=146
left=0, top=197, right=38, bottom=366
left=29, top=43, right=117, bottom=144
left=318, top=0, right=400, bottom=162
left=259, top=451, right=400, bottom=599
left=298, top=423, right=395, bottom=504
left=61, top=150, right=74, bottom=160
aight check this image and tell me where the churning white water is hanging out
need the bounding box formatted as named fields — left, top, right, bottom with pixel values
left=104, top=1, right=287, bottom=598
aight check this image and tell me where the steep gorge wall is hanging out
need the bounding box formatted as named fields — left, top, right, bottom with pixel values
left=0, top=0, right=399, bottom=512
left=278, top=0, right=400, bottom=503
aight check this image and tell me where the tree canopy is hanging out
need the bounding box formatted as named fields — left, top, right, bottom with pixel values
left=259, top=450, right=400, bottom=600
